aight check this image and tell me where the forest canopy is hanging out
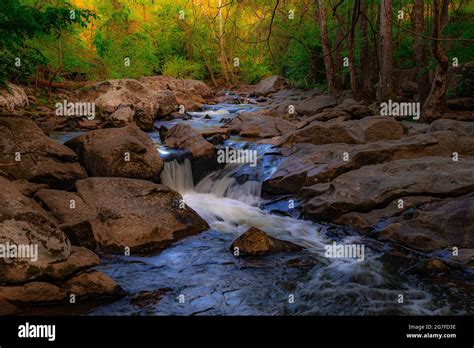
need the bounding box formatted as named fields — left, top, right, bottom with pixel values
left=0, top=0, right=473, bottom=103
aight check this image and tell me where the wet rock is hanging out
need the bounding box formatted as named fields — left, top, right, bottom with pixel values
left=411, top=259, right=449, bottom=275
left=0, top=83, right=29, bottom=111
left=266, top=131, right=474, bottom=194
left=380, top=194, right=474, bottom=252
left=277, top=116, right=404, bottom=147
left=200, top=127, right=230, bottom=138
left=230, top=227, right=303, bottom=257
left=130, top=288, right=172, bottom=308
left=228, top=112, right=296, bottom=138
left=162, top=124, right=215, bottom=160
left=254, top=76, right=289, bottom=96
left=445, top=249, right=474, bottom=269
left=65, top=124, right=163, bottom=181
left=301, top=157, right=474, bottom=222
left=0, top=116, right=87, bottom=190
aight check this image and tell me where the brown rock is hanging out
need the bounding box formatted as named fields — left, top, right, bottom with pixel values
left=254, top=76, right=289, bottom=96
left=75, top=177, right=209, bottom=253
left=228, top=112, right=296, bottom=138
left=0, top=176, right=71, bottom=284
left=266, top=131, right=474, bottom=194
left=428, top=119, right=474, bottom=137
left=230, top=227, right=303, bottom=257
left=379, top=194, right=474, bottom=252
left=0, top=116, right=87, bottom=190
left=162, top=124, right=215, bottom=159
left=301, top=157, right=474, bottom=221
left=65, top=124, right=163, bottom=181
left=0, top=282, right=67, bottom=305
left=278, top=117, right=404, bottom=147
left=0, top=83, right=29, bottom=111
left=295, top=95, right=338, bottom=115
left=64, top=270, right=125, bottom=299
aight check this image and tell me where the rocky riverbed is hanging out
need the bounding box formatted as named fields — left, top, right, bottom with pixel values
left=0, top=75, right=473, bottom=315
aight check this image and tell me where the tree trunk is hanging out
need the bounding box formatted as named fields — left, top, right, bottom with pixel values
left=318, top=0, right=336, bottom=94
left=334, top=12, right=345, bottom=90
left=414, top=0, right=430, bottom=101
left=358, top=0, right=373, bottom=99
left=423, top=0, right=450, bottom=120
left=378, top=0, right=394, bottom=100
left=348, top=0, right=359, bottom=96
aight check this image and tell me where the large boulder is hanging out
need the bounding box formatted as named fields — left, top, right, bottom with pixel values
left=230, top=226, right=303, bottom=257
left=140, top=76, right=214, bottom=111
left=380, top=194, right=474, bottom=252
left=0, top=176, right=71, bottom=283
left=94, top=79, right=177, bottom=130
left=254, top=76, right=289, bottom=96
left=65, top=124, right=163, bottom=181
left=301, top=157, right=474, bottom=221
left=36, top=178, right=210, bottom=253
left=0, top=116, right=87, bottom=190
left=228, top=112, right=296, bottom=138
left=162, top=124, right=215, bottom=160
left=277, top=116, right=404, bottom=147
left=334, top=196, right=441, bottom=232
left=265, top=131, right=474, bottom=194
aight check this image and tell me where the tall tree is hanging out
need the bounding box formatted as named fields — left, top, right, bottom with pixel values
left=423, top=0, right=450, bottom=119
left=318, top=0, right=337, bottom=94
left=378, top=0, right=394, bottom=100
left=413, top=0, right=430, bottom=101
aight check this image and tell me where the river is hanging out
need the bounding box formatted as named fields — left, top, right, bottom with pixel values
left=51, top=101, right=472, bottom=315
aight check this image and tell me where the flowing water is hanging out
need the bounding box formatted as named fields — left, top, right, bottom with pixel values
left=52, top=101, right=473, bottom=316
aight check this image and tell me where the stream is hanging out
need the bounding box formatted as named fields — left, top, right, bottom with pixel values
left=52, top=102, right=473, bottom=316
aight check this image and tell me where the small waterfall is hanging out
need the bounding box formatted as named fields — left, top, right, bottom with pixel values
left=160, top=159, right=194, bottom=193
left=196, top=170, right=262, bottom=206
left=160, top=159, right=262, bottom=205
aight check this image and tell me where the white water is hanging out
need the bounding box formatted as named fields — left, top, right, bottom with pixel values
left=160, top=159, right=325, bottom=249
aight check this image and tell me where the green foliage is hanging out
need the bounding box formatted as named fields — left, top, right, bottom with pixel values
left=162, top=56, right=206, bottom=80
left=455, top=66, right=474, bottom=98
left=0, top=0, right=94, bottom=85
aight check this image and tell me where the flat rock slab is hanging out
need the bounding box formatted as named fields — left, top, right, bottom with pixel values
left=266, top=131, right=474, bottom=194
left=301, top=156, right=474, bottom=221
